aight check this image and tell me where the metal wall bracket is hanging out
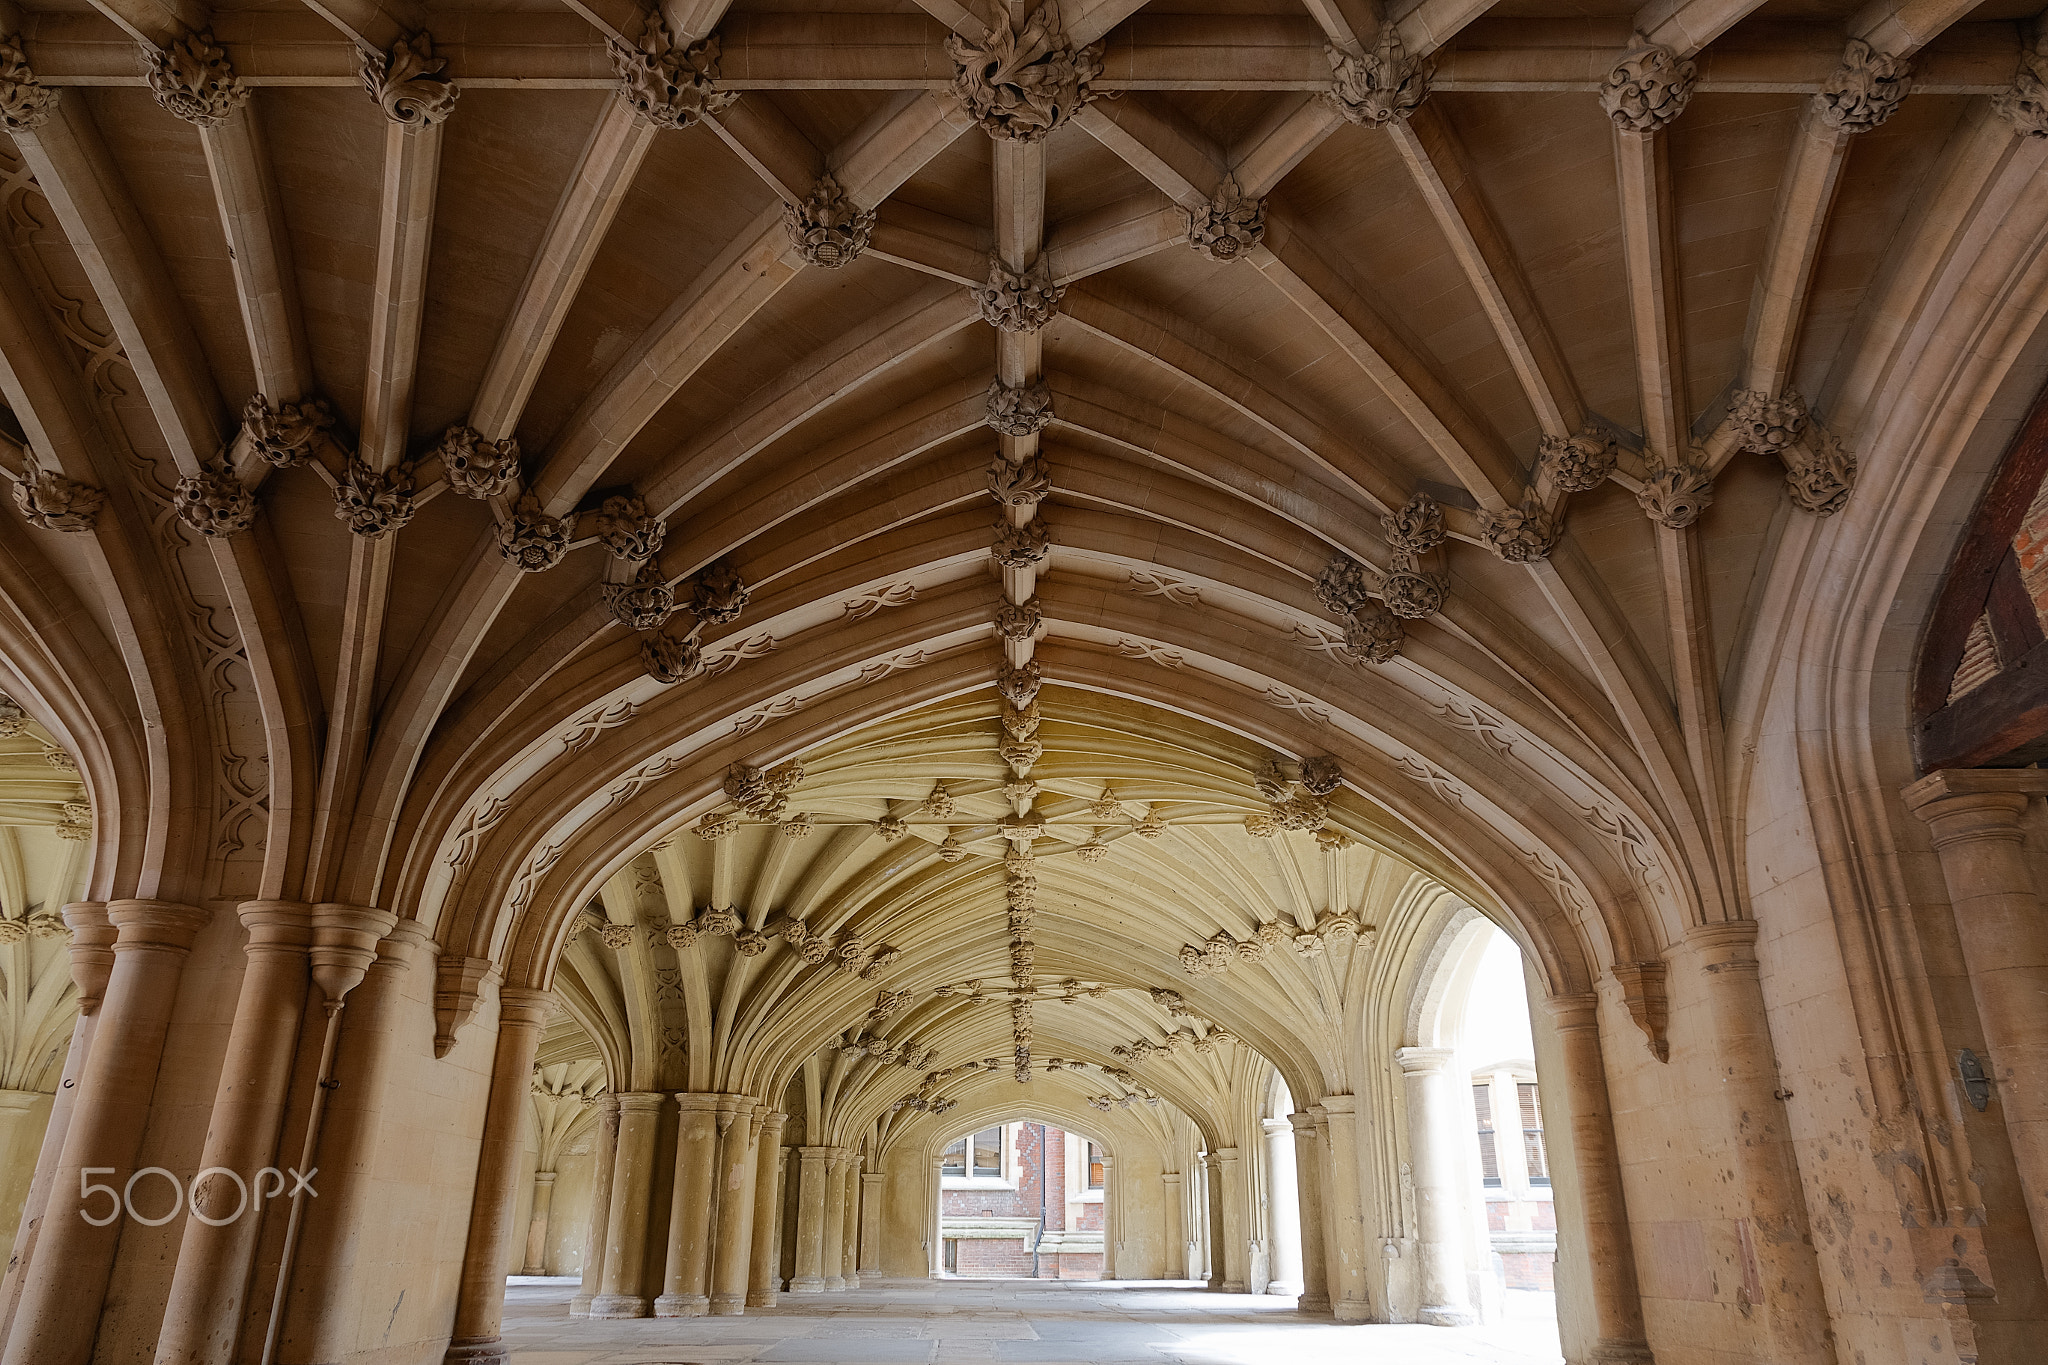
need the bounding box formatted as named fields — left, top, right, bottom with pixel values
left=1959, top=1049, right=1993, bottom=1111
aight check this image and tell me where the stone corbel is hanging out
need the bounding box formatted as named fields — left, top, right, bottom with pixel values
left=146, top=29, right=248, bottom=127
left=1609, top=960, right=1669, bottom=1062
left=61, top=902, right=115, bottom=1014
left=311, top=903, right=400, bottom=1005
left=434, top=954, right=497, bottom=1058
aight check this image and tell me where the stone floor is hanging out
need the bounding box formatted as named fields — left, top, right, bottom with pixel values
left=500, top=1277, right=1566, bottom=1365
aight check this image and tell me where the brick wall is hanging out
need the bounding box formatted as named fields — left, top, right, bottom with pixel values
left=940, top=1123, right=1103, bottom=1279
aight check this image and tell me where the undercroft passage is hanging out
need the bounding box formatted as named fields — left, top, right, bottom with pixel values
left=0, top=0, right=2045, bottom=1363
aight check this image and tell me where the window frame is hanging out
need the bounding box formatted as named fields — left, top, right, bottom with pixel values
left=939, top=1122, right=1018, bottom=1190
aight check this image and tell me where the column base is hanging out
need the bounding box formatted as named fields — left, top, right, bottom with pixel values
left=746, top=1290, right=780, bottom=1308
left=653, top=1293, right=709, bottom=1317
left=1334, top=1299, right=1372, bottom=1322
left=825, top=1275, right=846, bottom=1291
left=519, top=1265, right=546, bottom=1276
left=568, top=1294, right=594, bottom=1316
left=1297, top=1295, right=1332, bottom=1313
left=844, top=1272, right=861, bottom=1289
left=444, top=1338, right=507, bottom=1365
left=587, top=1294, right=650, bottom=1318
left=1589, top=1341, right=1656, bottom=1364
left=1421, top=1305, right=1477, bottom=1327
left=710, top=1293, right=746, bottom=1315
left=789, top=1277, right=826, bottom=1294
left=1220, top=1280, right=1246, bottom=1293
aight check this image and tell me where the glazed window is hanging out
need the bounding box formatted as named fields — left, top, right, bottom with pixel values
left=1519, top=1083, right=1550, bottom=1187
left=1087, top=1142, right=1104, bottom=1189
left=1473, top=1083, right=1502, bottom=1188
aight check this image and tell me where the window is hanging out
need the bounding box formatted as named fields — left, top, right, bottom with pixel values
left=941, top=1137, right=967, bottom=1177
left=971, top=1126, right=1002, bottom=1177
left=1519, top=1082, right=1549, bottom=1187
left=1086, top=1142, right=1104, bottom=1189
left=1473, top=1083, right=1502, bottom=1187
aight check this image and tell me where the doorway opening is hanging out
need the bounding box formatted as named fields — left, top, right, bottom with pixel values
left=936, top=1120, right=1106, bottom=1280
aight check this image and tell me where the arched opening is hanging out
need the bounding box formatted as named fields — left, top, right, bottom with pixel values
left=927, top=1118, right=1108, bottom=1279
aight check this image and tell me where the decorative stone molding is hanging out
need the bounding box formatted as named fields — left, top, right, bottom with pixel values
left=362, top=32, right=458, bottom=126
left=43, top=748, right=74, bottom=771
left=937, top=834, right=966, bottom=862
left=1783, top=425, right=1856, bottom=517
left=996, top=598, right=1042, bottom=641
left=433, top=955, right=493, bottom=1057
left=594, top=494, right=665, bottom=561
left=784, top=173, right=874, bottom=269
left=691, top=559, right=750, bottom=623
left=1002, top=699, right=1040, bottom=740
left=496, top=493, right=570, bottom=571
left=55, top=801, right=91, bottom=840
left=1538, top=427, right=1619, bottom=491
left=0, top=695, right=24, bottom=737
left=920, top=781, right=956, bottom=819
left=603, top=566, right=675, bottom=631
left=1610, top=960, right=1670, bottom=1062
left=997, top=660, right=1042, bottom=707
left=147, top=30, right=248, bottom=127
left=972, top=254, right=1062, bottom=333
left=609, top=15, right=736, bottom=130
left=1001, top=738, right=1043, bottom=777
left=12, top=454, right=105, bottom=532
left=641, top=629, right=702, bottom=684
left=693, top=810, right=737, bottom=840
left=1186, top=176, right=1265, bottom=262
left=1817, top=39, right=1911, bottom=134
left=1993, top=45, right=2048, bottom=139
left=436, top=425, right=521, bottom=499
left=1598, top=38, right=1696, bottom=133
left=0, top=37, right=56, bottom=132
left=1383, top=491, right=1445, bottom=554
left=988, top=452, right=1052, bottom=507
left=874, top=815, right=907, bottom=841
left=1636, top=462, right=1714, bottom=529
left=985, top=379, right=1053, bottom=435
left=992, top=517, right=1050, bottom=568
left=333, top=458, right=417, bottom=538
left=1290, top=911, right=1374, bottom=958
left=1729, top=388, right=1809, bottom=454
left=1325, top=31, right=1430, bottom=128
left=596, top=922, right=634, bottom=950
left=243, top=393, right=336, bottom=468
left=780, top=813, right=815, bottom=839
left=725, top=759, right=803, bottom=820
left=173, top=464, right=255, bottom=538
left=1314, top=555, right=1375, bottom=618
left=1342, top=603, right=1403, bottom=664
left=1380, top=567, right=1443, bottom=619
left=1481, top=496, right=1558, bottom=563
left=944, top=4, right=1103, bottom=142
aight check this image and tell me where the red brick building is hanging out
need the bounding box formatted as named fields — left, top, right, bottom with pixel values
left=938, top=1121, right=1105, bottom=1279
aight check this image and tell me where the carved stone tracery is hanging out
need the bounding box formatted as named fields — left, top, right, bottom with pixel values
left=603, top=566, right=676, bottom=631
left=147, top=31, right=248, bottom=127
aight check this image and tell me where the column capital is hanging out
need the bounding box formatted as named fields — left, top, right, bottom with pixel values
left=106, top=898, right=210, bottom=952
left=1394, top=1045, right=1456, bottom=1076
left=235, top=898, right=312, bottom=950
left=1903, top=771, right=2039, bottom=848
left=62, top=901, right=115, bottom=1012
left=1287, top=1110, right=1318, bottom=1135
left=1210, top=1146, right=1240, bottom=1164
left=310, top=902, right=400, bottom=1002
left=615, top=1091, right=668, bottom=1114
left=861, top=1171, right=886, bottom=1188
left=759, top=1109, right=789, bottom=1137
left=1684, top=919, right=1759, bottom=974
left=593, top=1091, right=621, bottom=1117
left=533, top=1170, right=557, bottom=1186
left=674, top=1090, right=724, bottom=1114
left=498, top=986, right=555, bottom=1029
left=1903, top=766, right=2048, bottom=810
left=1319, top=1092, right=1357, bottom=1115
left=1540, top=990, right=1601, bottom=1030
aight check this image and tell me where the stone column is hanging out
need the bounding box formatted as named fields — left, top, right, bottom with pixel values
left=2, top=898, right=209, bottom=1365
left=746, top=1112, right=788, bottom=1306
left=1684, top=921, right=1831, bottom=1365
left=1161, top=1171, right=1186, bottom=1280
left=572, top=1095, right=621, bottom=1315
left=1906, top=770, right=2048, bottom=1282
left=1540, top=994, right=1650, bottom=1362
left=858, top=1171, right=886, bottom=1276
left=840, top=1152, right=862, bottom=1288
left=790, top=1146, right=831, bottom=1292
left=521, top=1172, right=557, bottom=1275
left=708, top=1100, right=759, bottom=1315
left=1262, top=1119, right=1301, bottom=1297
left=823, top=1150, right=850, bottom=1290
left=1213, top=1148, right=1248, bottom=1291
left=1201, top=1153, right=1226, bottom=1288
left=1319, top=1096, right=1372, bottom=1322
left=657, top=1093, right=721, bottom=1316
left=590, top=1093, right=666, bottom=1318
left=444, top=987, right=555, bottom=1364
left=929, top=1157, right=945, bottom=1278
left=1394, top=1047, right=1476, bottom=1326
left=1288, top=1113, right=1331, bottom=1312
left=1099, top=1155, right=1117, bottom=1281
left=0, top=1091, right=49, bottom=1247
left=0, top=902, right=110, bottom=1348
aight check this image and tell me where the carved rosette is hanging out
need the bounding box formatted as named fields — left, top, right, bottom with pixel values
left=1379, top=569, right=1443, bottom=619
left=1783, top=427, right=1856, bottom=517
left=1728, top=388, right=1808, bottom=455
left=0, top=37, right=57, bottom=131
left=988, top=453, right=1052, bottom=507
left=12, top=454, right=106, bottom=532
left=997, top=660, right=1042, bottom=707
left=1186, top=177, right=1265, bottom=263
left=362, top=32, right=458, bottom=126
left=784, top=174, right=874, bottom=269
left=1538, top=427, right=1619, bottom=492
left=972, top=255, right=1063, bottom=333
left=147, top=31, right=249, bottom=127
left=594, top=494, right=665, bottom=562
left=1636, top=463, right=1714, bottom=529
left=726, top=759, right=801, bottom=818
left=693, top=811, right=737, bottom=841
left=1314, top=555, right=1375, bottom=618
left=996, top=597, right=1043, bottom=640
left=992, top=518, right=1050, bottom=569
left=1817, top=39, right=1911, bottom=134
left=1325, top=31, right=1430, bottom=128
left=1383, top=491, right=1445, bottom=554
left=602, top=566, right=676, bottom=630
left=436, top=425, right=521, bottom=499
left=609, top=16, right=736, bottom=130
left=1598, top=40, right=1697, bottom=133
left=691, top=559, right=749, bottom=623
left=1342, top=602, right=1404, bottom=664
left=1002, top=700, right=1040, bottom=740
left=173, top=464, right=255, bottom=538
left=641, top=629, right=703, bottom=684
left=944, top=3, right=1104, bottom=142
left=243, top=393, right=336, bottom=468
left=496, top=493, right=570, bottom=571
left=333, top=458, right=418, bottom=538
left=986, top=379, right=1053, bottom=436
left=874, top=815, right=907, bottom=842
left=1481, top=496, right=1559, bottom=563
left=0, top=695, right=25, bottom=737
left=1993, top=46, right=2048, bottom=139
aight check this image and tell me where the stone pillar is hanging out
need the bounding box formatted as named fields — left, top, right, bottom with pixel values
left=708, top=1100, right=759, bottom=1315
left=840, top=1152, right=862, bottom=1288
left=590, top=1093, right=665, bottom=1318
left=572, top=1095, right=621, bottom=1315
left=929, top=1157, right=945, bottom=1278
left=823, top=1150, right=850, bottom=1290
left=444, top=987, right=555, bottom=1364
left=858, top=1171, right=886, bottom=1275
left=1262, top=1119, right=1301, bottom=1297
left=1540, top=994, right=1650, bottom=1362
left=1394, top=1047, right=1476, bottom=1326
left=522, top=1172, right=557, bottom=1276
left=790, top=1146, right=831, bottom=1292
left=153, top=900, right=314, bottom=1365
left=2, top=898, right=209, bottom=1365
left=0, top=1091, right=49, bottom=1248
left=1099, top=1155, right=1117, bottom=1281
left=1288, top=1113, right=1331, bottom=1312
left=1201, top=1153, right=1226, bottom=1288
left=746, top=1112, right=787, bottom=1306
left=1684, top=921, right=1831, bottom=1365
left=1319, top=1096, right=1372, bottom=1322
left=1906, top=770, right=2048, bottom=1282
left=0, top=902, right=110, bottom=1348
left=657, top=1093, right=721, bottom=1316
left=1162, top=1171, right=1186, bottom=1280
left=1213, top=1148, right=1248, bottom=1291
